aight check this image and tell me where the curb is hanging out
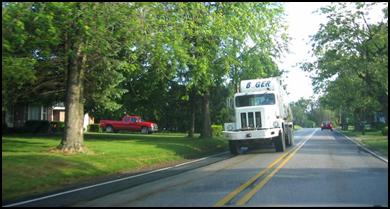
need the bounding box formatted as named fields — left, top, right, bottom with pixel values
left=335, top=130, right=388, bottom=164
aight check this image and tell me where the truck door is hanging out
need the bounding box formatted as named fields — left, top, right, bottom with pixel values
left=122, top=116, right=131, bottom=130
left=129, top=116, right=141, bottom=131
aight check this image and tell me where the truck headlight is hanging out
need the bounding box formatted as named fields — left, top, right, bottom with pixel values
left=227, top=125, right=233, bottom=131
left=273, top=121, right=279, bottom=128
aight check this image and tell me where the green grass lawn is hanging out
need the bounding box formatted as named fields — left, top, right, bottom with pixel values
left=339, top=129, right=388, bottom=158
left=2, top=132, right=228, bottom=202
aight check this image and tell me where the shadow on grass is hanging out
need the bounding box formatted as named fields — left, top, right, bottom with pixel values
left=2, top=154, right=107, bottom=202
left=2, top=138, right=49, bottom=153
left=87, top=132, right=229, bottom=162
left=84, top=132, right=188, bottom=141
left=2, top=133, right=227, bottom=204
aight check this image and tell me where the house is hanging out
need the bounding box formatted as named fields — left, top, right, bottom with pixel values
left=3, top=102, right=94, bottom=128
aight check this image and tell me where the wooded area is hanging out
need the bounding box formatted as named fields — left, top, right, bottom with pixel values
left=300, top=2, right=388, bottom=131
left=2, top=2, right=288, bottom=152
left=2, top=2, right=387, bottom=152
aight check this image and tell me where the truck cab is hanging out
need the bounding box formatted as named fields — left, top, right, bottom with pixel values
left=223, top=77, right=293, bottom=154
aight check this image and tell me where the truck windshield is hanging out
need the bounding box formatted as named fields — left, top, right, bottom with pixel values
left=235, top=93, right=275, bottom=107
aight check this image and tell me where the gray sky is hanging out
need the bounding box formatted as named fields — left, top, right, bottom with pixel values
left=279, top=2, right=330, bottom=103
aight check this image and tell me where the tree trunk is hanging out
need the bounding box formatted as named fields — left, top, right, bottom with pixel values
left=59, top=44, right=86, bottom=153
left=58, top=3, right=87, bottom=153
left=200, top=89, right=212, bottom=138
left=188, top=89, right=195, bottom=138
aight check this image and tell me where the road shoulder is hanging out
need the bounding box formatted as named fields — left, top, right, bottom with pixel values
left=335, top=129, right=388, bottom=164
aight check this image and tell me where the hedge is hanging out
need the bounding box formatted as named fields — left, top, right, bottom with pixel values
left=24, top=120, right=51, bottom=133
left=211, top=124, right=223, bottom=137
left=88, top=124, right=102, bottom=132
left=382, top=126, right=388, bottom=136
left=50, top=121, right=65, bottom=133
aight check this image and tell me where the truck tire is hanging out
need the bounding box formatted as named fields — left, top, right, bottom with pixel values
left=286, top=128, right=293, bottom=147
left=275, top=131, right=286, bottom=152
left=105, top=125, right=114, bottom=133
left=288, top=130, right=294, bottom=146
left=229, top=141, right=241, bottom=155
left=141, top=127, right=148, bottom=134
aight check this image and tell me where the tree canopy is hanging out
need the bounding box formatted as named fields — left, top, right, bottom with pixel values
left=301, top=2, right=388, bottom=127
left=3, top=2, right=288, bottom=152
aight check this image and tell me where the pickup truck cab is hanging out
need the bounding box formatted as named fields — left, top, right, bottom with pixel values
left=99, top=115, right=158, bottom=134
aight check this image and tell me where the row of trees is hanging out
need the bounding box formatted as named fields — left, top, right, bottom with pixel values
left=2, top=2, right=288, bottom=152
left=290, top=97, right=338, bottom=128
left=301, top=2, right=388, bottom=130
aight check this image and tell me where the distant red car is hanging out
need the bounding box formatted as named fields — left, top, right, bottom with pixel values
left=321, top=121, right=333, bottom=131
left=100, top=115, right=158, bottom=134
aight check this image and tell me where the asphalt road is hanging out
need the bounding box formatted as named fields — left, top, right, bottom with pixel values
left=73, top=128, right=388, bottom=207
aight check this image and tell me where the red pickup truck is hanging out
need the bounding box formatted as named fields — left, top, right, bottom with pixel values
left=99, top=115, right=158, bottom=134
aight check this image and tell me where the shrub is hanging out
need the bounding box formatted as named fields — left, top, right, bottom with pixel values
left=382, top=126, right=388, bottom=136
left=50, top=121, right=65, bottom=133
left=88, top=124, right=101, bottom=132
left=24, top=120, right=51, bottom=133
left=211, top=124, right=223, bottom=137
left=293, top=124, right=303, bottom=130
left=2, top=123, right=8, bottom=134
left=302, top=119, right=315, bottom=128
left=372, top=122, right=386, bottom=131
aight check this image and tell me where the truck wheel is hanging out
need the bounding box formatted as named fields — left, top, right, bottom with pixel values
left=105, top=125, right=114, bottom=133
left=229, top=141, right=241, bottom=155
left=141, top=127, right=148, bottom=134
left=288, top=130, right=294, bottom=146
left=286, top=129, right=293, bottom=147
left=284, top=132, right=289, bottom=147
left=274, top=131, right=286, bottom=152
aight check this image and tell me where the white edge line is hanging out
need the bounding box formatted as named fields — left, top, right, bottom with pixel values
left=3, top=151, right=229, bottom=207
left=335, top=130, right=388, bottom=164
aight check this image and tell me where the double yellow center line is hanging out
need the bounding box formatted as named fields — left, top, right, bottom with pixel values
left=214, top=129, right=317, bottom=207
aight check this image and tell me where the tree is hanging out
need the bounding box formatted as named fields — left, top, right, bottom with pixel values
left=59, top=3, right=140, bottom=152
left=301, top=2, right=388, bottom=128
left=290, top=98, right=312, bottom=127
left=3, top=2, right=289, bottom=147
left=3, top=3, right=140, bottom=152
left=171, top=3, right=288, bottom=138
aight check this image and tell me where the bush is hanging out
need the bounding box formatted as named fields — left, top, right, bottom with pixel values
left=24, top=120, right=51, bottom=133
left=293, top=124, right=303, bottom=130
left=382, top=126, right=388, bottom=136
left=372, top=122, right=386, bottom=131
left=302, top=119, right=315, bottom=128
left=88, top=124, right=101, bottom=132
left=211, top=124, right=223, bottom=137
left=2, top=122, right=8, bottom=134
left=50, top=121, right=65, bottom=133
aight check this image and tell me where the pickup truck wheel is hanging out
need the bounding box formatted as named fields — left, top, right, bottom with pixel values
left=141, top=127, right=148, bottom=134
left=105, top=125, right=114, bottom=133
left=274, top=131, right=286, bottom=152
left=229, top=141, right=241, bottom=155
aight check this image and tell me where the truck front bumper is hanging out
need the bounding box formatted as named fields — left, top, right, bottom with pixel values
left=223, top=128, right=280, bottom=140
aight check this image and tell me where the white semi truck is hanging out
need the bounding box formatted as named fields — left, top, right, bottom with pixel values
left=223, top=77, right=294, bottom=155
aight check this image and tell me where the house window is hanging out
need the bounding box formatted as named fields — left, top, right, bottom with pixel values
left=24, top=105, right=28, bottom=122
left=5, top=106, right=14, bottom=128
left=28, top=105, right=41, bottom=120
left=41, top=106, right=48, bottom=120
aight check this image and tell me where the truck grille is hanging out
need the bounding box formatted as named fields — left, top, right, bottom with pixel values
left=240, top=112, right=261, bottom=129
